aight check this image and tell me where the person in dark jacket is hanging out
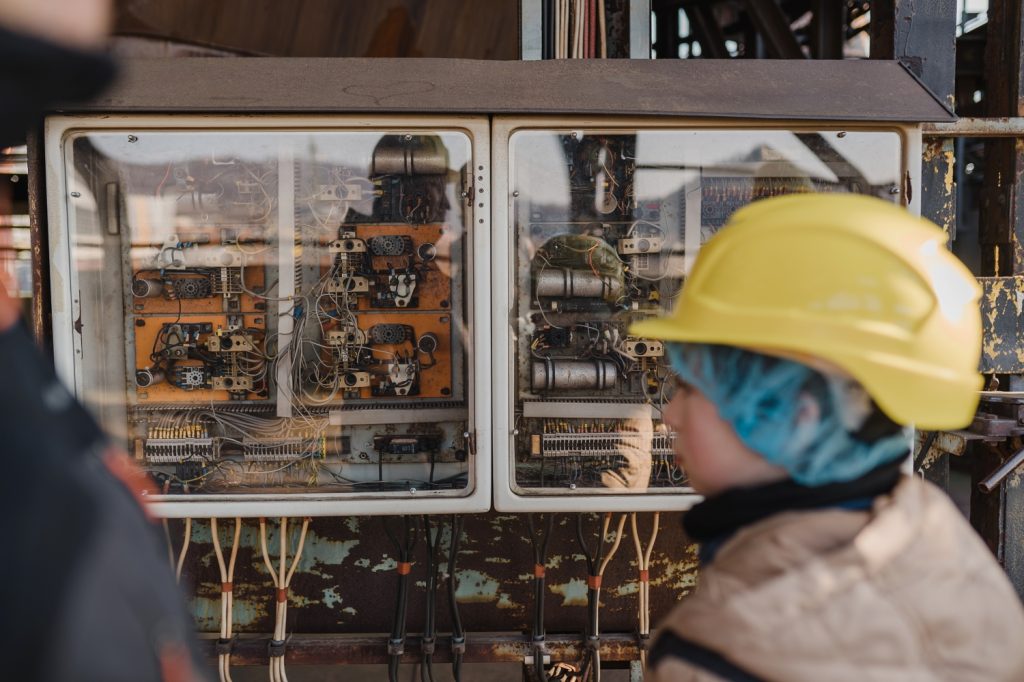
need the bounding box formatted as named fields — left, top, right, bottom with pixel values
left=0, top=1, right=206, bottom=679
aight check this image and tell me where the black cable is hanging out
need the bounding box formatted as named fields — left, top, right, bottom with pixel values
left=576, top=513, right=606, bottom=682
left=383, top=516, right=420, bottom=682
left=446, top=514, right=465, bottom=682
left=421, top=515, right=442, bottom=682
left=526, top=514, right=555, bottom=682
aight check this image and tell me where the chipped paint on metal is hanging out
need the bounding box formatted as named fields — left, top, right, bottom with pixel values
left=454, top=569, right=501, bottom=603
left=980, top=275, right=1024, bottom=372
left=179, top=512, right=700, bottom=643
left=550, top=578, right=589, bottom=606
left=322, top=586, right=343, bottom=609
left=496, top=593, right=517, bottom=609
left=614, top=581, right=640, bottom=597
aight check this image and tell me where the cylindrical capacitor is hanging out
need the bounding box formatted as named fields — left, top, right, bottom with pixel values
left=531, top=359, right=618, bottom=391
left=535, top=269, right=622, bottom=299
left=132, top=278, right=164, bottom=298
left=135, top=367, right=165, bottom=387
left=372, top=136, right=448, bottom=176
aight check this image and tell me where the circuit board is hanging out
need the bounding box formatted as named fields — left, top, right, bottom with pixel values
left=511, top=133, right=687, bottom=491
left=133, top=313, right=268, bottom=403
left=69, top=129, right=478, bottom=497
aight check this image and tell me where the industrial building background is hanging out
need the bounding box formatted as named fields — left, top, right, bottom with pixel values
left=6, top=1, right=1024, bottom=680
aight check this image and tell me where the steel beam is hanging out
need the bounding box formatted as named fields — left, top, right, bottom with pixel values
left=870, top=0, right=957, bottom=102
left=688, top=3, right=730, bottom=59
left=811, top=0, right=844, bottom=59
left=743, top=0, right=804, bottom=59
left=972, top=0, right=1024, bottom=598
left=925, top=118, right=1024, bottom=137
left=871, top=0, right=957, bottom=488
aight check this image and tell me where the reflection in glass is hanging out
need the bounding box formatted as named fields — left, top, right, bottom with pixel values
left=64, top=129, right=474, bottom=497
left=508, top=128, right=902, bottom=495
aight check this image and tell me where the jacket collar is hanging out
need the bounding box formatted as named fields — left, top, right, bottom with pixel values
left=683, top=456, right=905, bottom=564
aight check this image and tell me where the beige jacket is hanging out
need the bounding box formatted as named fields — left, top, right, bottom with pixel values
left=648, top=477, right=1024, bottom=682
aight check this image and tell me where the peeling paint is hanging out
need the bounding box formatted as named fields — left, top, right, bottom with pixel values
left=322, top=587, right=343, bottom=609
left=550, top=578, right=589, bottom=607
left=614, top=581, right=640, bottom=597
left=455, top=569, right=500, bottom=603
left=179, top=513, right=701, bottom=639
left=496, top=592, right=517, bottom=609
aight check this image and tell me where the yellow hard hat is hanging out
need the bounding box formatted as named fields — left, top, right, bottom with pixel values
left=630, top=193, right=982, bottom=430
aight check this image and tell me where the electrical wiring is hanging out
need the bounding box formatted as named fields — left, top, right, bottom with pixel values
left=629, top=512, right=660, bottom=673
left=259, top=516, right=311, bottom=682
left=575, top=512, right=627, bottom=682
left=211, top=517, right=242, bottom=682
left=445, top=515, right=466, bottom=682
left=384, top=515, right=420, bottom=682
left=526, top=513, right=555, bottom=682
left=176, top=517, right=192, bottom=583
left=420, top=516, right=443, bottom=682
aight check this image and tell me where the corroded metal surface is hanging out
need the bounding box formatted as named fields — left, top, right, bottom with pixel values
left=978, top=275, right=1024, bottom=373
left=26, top=128, right=50, bottom=348
left=179, top=512, right=698, bottom=645
left=198, top=632, right=649, bottom=665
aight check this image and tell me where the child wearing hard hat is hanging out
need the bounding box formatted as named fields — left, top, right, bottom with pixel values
left=634, top=194, right=1024, bottom=682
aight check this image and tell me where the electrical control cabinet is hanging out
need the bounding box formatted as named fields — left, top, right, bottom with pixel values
left=491, top=118, right=918, bottom=512
left=45, top=116, right=491, bottom=517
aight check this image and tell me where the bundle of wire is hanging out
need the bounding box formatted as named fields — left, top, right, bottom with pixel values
left=259, top=516, right=310, bottom=682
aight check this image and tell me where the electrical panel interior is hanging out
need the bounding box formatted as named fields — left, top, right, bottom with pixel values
left=499, top=125, right=905, bottom=509
left=49, top=121, right=488, bottom=514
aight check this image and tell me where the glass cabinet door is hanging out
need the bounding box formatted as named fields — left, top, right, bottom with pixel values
left=500, top=125, right=904, bottom=507
left=49, top=118, right=489, bottom=514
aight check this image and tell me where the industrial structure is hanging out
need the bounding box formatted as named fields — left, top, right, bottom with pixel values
left=6, top=1, right=1024, bottom=679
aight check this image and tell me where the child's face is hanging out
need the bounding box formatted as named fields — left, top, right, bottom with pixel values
left=662, top=377, right=787, bottom=496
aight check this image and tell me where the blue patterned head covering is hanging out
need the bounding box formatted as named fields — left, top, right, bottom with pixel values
left=665, top=342, right=910, bottom=487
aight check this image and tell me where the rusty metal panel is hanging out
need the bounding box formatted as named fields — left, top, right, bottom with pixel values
left=979, top=276, right=1024, bottom=373
left=25, top=127, right=50, bottom=349
left=198, top=632, right=648, bottom=665
left=56, top=58, right=955, bottom=121
left=922, top=137, right=957, bottom=238
left=177, top=512, right=697, bottom=656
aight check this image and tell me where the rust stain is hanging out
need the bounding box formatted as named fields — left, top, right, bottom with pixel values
left=179, top=512, right=700, bottom=642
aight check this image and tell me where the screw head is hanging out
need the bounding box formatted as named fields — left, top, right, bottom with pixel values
left=837, top=131, right=847, bottom=138
left=513, top=190, right=520, bottom=197
left=128, top=135, right=138, bottom=143
left=889, top=186, right=900, bottom=195
left=409, top=487, right=418, bottom=494
left=70, top=191, right=81, bottom=198
left=404, top=134, right=413, bottom=141
left=569, top=483, right=577, bottom=490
